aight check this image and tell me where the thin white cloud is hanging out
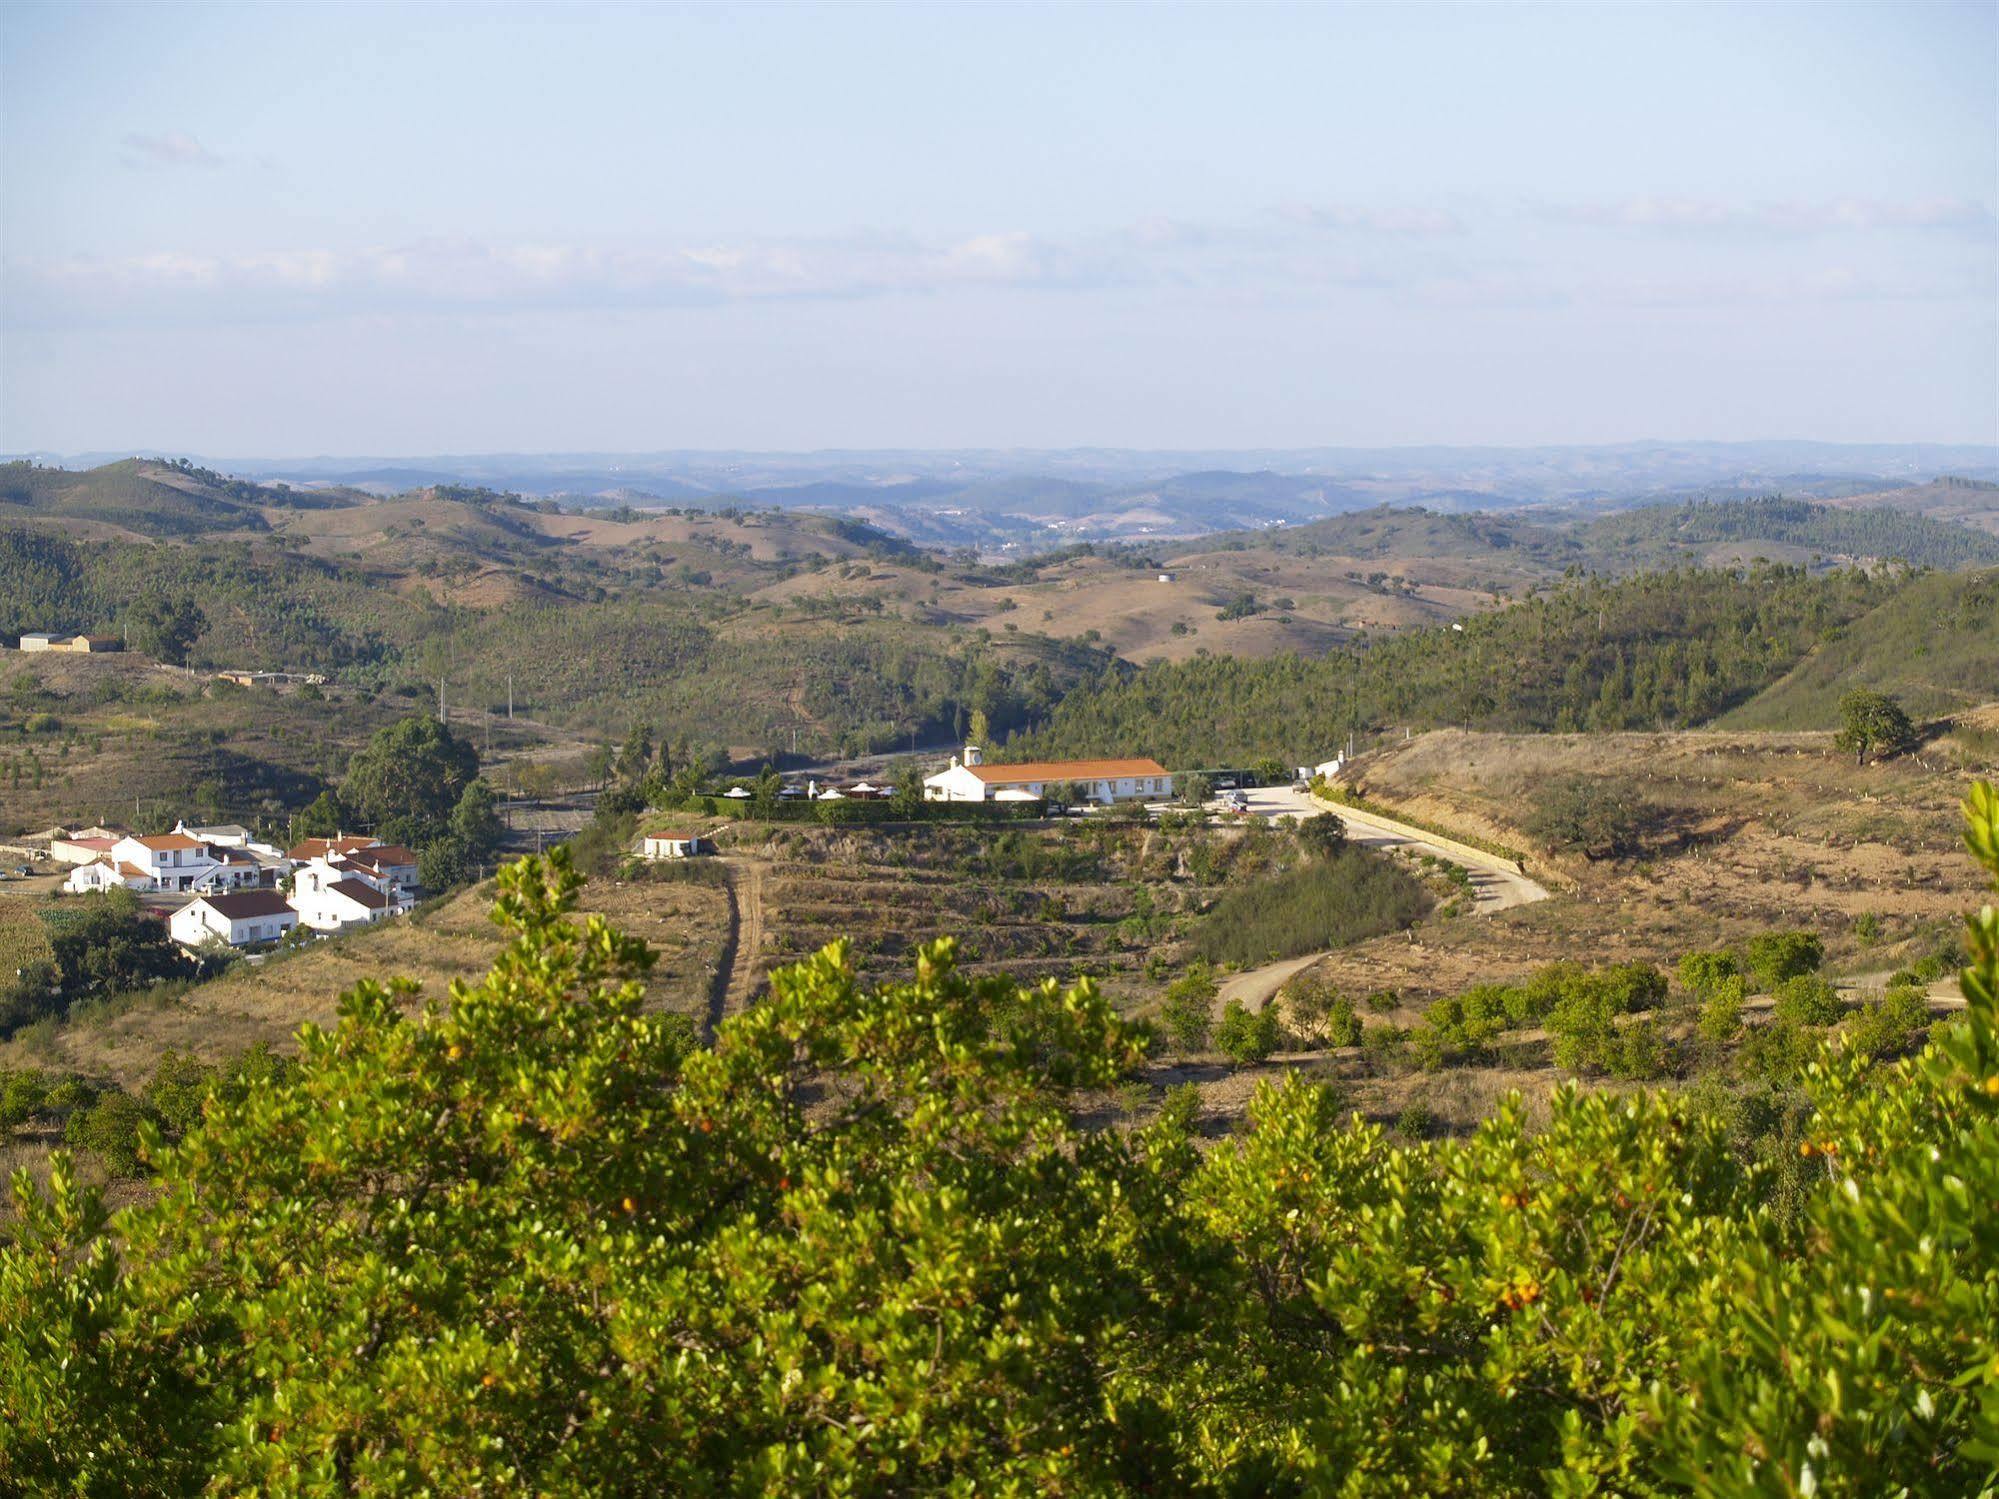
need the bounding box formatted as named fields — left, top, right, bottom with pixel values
left=6, top=197, right=1989, bottom=330
left=1536, top=195, right=1995, bottom=234
left=119, top=131, right=225, bottom=169
left=1277, top=202, right=1466, bottom=235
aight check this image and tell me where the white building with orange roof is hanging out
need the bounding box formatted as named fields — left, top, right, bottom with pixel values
left=921, top=744, right=1173, bottom=805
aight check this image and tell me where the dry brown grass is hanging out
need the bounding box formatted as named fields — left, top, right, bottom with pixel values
left=1280, top=726, right=1982, bottom=1016
left=1, top=873, right=730, bottom=1090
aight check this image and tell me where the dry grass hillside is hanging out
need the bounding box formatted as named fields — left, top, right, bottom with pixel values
left=751, top=545, right=1502, bottom=663
left=1288, top=725, right=1987, bottom=1015
left=0, top=871, right=730, bottom=1089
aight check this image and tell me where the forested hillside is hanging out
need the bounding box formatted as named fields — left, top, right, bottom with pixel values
left=1001, top=565, right=1907, bottom=766
left=1576, top=495, right=1999, bottom=569
left=1723, top=565, right=1999, bottom=727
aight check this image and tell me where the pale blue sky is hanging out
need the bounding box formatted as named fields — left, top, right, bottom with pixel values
left=3, top=1, right=1994, bottom=454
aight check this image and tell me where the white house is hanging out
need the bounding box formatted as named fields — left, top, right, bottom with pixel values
left=109, top=834, right=223, bottom=893
left=174, top=820, right=254, bottom=848
left=338, top=844, right=420, bottom=895
left=192, top=846, right=268, bottom=893
left=66, top=833, right=229, bottom=894
left=640, top=831, right=715, bottom=860
left=289, top=875, right=401, bottom=932
left=18, top=632, right=61, bottom=652
left=64, top=856, right=152, bottom=894
left=922, top=745, right=1173, bottom=805
left=170, top=890, right=298, bottom=949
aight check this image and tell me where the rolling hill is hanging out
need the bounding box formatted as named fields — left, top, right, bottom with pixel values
left=1722, top=566, right=1999, bottom=727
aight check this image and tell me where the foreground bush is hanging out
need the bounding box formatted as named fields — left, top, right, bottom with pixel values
left=4, top=785, right=1998, bottom=1494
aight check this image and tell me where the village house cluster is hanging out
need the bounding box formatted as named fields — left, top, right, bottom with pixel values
left=38, top=821, right=420, bottom=952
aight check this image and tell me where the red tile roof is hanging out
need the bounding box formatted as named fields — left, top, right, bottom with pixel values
left=135, top=834, right=204, bottom=851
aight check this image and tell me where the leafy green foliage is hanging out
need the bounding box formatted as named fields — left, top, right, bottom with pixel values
left=1192, top=847, right=1428, bottom=965
left=0, top=891, right=194, bottom=1037
left=1158, top=963, right=1217, bottom=1051
left=1214, top=998, right=1281, bottom=1067
left=2, top=795, right=1996, bottom=1493
left=339, top=715, right=480, bottom=847
left=1293, top=810, right=1348, bottom=860
left=123, top=592, right=207, bottom=663
left=1835, top=687, right=1919, bottom=765
left=1771, top=973, right=1844, bottom=1028
left=1745, top=929, right=1825, bottom=989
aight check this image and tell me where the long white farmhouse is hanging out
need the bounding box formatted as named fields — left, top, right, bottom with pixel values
left=922, top=745, right=1172, bottom=805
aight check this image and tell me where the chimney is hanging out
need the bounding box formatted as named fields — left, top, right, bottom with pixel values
left=963, top=744, right=983, bottom=767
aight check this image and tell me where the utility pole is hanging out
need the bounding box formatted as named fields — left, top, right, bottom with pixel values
left=507, top=671, right=514, bottom=721
left=437, top=676, right=446, bottom=726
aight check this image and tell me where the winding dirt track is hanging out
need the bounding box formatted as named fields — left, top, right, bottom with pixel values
left=703, top=860, right=767, bottom=1039
left=1215, top=785, right=1552, bottom=1015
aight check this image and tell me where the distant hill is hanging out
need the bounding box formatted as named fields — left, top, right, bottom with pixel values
left=0, top=457, right=369, bottom=541
left=0, top=458, right=272, bottom=539
left=1249, top=505, right=1575, bottom=565
left=28, top=440, right=1992, bottom=548
left=1573, top=496, right=1999, bottom=571
left=1722, top=566, right=1999, bottom=728
left=1814, top=476, right=1999, bottom=537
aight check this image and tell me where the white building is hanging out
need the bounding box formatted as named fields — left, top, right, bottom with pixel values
left=50, top=832, right=121, bottom=867
left=640, top=831, right=715, bottom=860
left=337, top=844, right=420, bottom=895
left=64, top=856, right=152, bottom=894
left=922, top=745, right=1173, bottom=805
left=65, top=833, right=245, bottom=894
left=170, top=890, right=298, bottom=949
left=289, top=874, right=401, bottom=932
left=173, top=820, right=254, bottom=848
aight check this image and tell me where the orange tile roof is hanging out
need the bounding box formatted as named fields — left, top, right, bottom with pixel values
left=969, top=757, right=1169, bottom=785
left=135, top=834, right=203, bottom=851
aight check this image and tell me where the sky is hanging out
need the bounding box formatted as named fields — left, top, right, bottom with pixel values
left=2, top=0, right=1995, bottom=456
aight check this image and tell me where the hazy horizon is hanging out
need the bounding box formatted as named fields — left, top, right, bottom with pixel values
left=4, top=1, right=1996, bottom=453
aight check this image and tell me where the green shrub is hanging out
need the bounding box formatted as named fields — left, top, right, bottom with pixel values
left=1843, top=984, right=1930, bottom=1060
left=1214, top=999, right=1280, bottom=1067
left=1159, top=964, right=1217, bottom=1052
left=62, top=1091, right=155, bottom=1175
left=1676, top=950, right=1739, bottom=998
left=1697, top=975, right=1747, bottom=1044
left=1771, top=974, right=1843, bottom=1028
left=1745, top=930, right=1824, bottom=989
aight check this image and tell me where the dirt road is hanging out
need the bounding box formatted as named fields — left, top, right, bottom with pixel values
left=703, top=860, right=767, bottom=1039
left=1214, top=786, right=1552, bottom=1014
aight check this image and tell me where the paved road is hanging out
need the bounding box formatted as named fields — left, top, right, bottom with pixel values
left=1213, top=785, right=1551, bottom=1014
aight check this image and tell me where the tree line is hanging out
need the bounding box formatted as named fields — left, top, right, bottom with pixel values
left=1003, top=563, right=1905, bottom=766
